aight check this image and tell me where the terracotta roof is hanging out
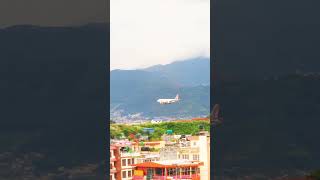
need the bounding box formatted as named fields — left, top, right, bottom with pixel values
left=192, top=118, right=209, bottom=121
left=173, top=118, right=209, bottom=122
left=144, top=141, right=161, bottom=145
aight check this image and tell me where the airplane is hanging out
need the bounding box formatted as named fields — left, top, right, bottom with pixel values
left=157, top=94, right=180, bottom=104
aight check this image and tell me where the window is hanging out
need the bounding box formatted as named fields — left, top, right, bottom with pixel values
left=122, top=171, right=127, bottom=178
left=132, top=158, right=134, bottom=164
left=182, top=168, right=190, bottom=175
left=168, top=168, right=176, bottom=176
left=122, top=159, right=126, bottom=166
left=191, top=167, right=196, bottom=174
left=193, top=142, right=197, bottom=146
left=193, top=154, right=199, bottom=161
left=110, top=175, right=112, bottom=180
left=182, top=154, right=189, bottom=159
left=128, top=159, right=131, bottom=165
left=110, top=163, right=113, bottom=169
left=128, top=170, right=132, bottom=177
left=155, top=168, right=162, bottom=175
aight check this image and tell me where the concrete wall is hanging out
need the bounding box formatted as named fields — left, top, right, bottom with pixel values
left=199, top=135, right=210, bottom=180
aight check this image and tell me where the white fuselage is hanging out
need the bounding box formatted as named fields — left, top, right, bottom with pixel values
left=157, top=98, right=179, bottom=104
left=157, top=94, right=180, bottom=104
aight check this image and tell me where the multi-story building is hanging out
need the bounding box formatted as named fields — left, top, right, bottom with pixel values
left=137, top=153, right=160, bottom=163
left=110, top=145, right=120, bottom=180
left=119, top=150, right=140, bottom=180
left=111, top=140, right=141, bottom=180
left=159, top=143, right=179, bottom=161
left=144, top=141, right=166, bottom=150
left=177, top=131, right=210, bottom=180
left=135, top=141, right=164, bottom=164
left=132, top=160, right=203, bottom=180
left=197, top=131, right=210, bottom=180
left=111, top=128, right=210, bottom=180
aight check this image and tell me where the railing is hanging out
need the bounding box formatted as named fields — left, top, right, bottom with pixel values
left=121, top=152, right=140, bottom=157
left=110, top=169, right=117, bottom=173
left=132, top=176, right=144, bottom=180
left=133, top=175, right=200, bottom=180
left=110, top=156, right=116, bottom=161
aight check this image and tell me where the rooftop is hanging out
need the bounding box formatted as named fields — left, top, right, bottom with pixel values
left=133, top=160, right=203, bottom=168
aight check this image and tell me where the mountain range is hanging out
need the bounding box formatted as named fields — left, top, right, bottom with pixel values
left=110, top=57, right=210, bottom=119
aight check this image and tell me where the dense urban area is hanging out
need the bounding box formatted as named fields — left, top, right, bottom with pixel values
left=110, top=119, right=210, bottom=180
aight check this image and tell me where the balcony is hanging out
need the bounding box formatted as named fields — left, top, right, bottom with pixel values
left=110, top=169, right=117, bottom=174
left=121, top=152, right=140, bottom=158
left=110, top=156, right=116, bottom=162
left=178, top=147, right=199, bottom=154
left=133, top=175, right=200, bottom=180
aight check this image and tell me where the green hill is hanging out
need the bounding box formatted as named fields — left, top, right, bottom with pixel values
left=110, top=58, right=210, bottom=118
left=111, top=121, right=210, bottom=140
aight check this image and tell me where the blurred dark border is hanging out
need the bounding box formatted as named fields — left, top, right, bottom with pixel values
left=0, top=0, right=109, bottom=179
left=211, top=0, right=320, bottom=179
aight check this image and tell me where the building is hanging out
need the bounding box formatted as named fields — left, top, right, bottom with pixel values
left=110, top=145, right=120, bottom=180
left=137, top=141, right=164, bottom=164
left=177, top=131, right=210, bottom=180
left=132, top=160, right=203, bottom=180
left=111, top=128, right=210, bottom=180
left=140, top=141, right=165, bottom=150
left=197, top=131, right=210, bottom=180
left=159, top=143, right=179, bottom=161
left=142, top=128, right=155, bottom=134
left=120, top=150, right=140, bottom=180
left=136, top=153, right=160, bottom=164
left=111, top=140, right=141, bottom=180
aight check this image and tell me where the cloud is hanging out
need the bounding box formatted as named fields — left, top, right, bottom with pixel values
left=110, top=0, right=210, bottom=70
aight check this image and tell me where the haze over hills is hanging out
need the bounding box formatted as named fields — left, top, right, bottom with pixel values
left=144, top=57, right=210, bottom=87
left=110, top=58, right=210, bottom=120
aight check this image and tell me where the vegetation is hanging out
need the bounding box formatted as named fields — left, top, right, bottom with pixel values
left=110, top=120, right=210, bottom=141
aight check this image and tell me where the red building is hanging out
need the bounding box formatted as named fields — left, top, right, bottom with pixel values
left=132, top=160, right=203, bottom=180
left=111, top=141, right=141, bottom=180
left=110, top=145, right=120, bottom=180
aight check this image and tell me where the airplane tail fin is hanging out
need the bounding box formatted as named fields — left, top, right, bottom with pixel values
left=175, top=94, right=180, bottom=100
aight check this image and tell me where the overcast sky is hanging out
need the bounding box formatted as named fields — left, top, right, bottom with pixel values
left=111, top=0, right=210, bottom=70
